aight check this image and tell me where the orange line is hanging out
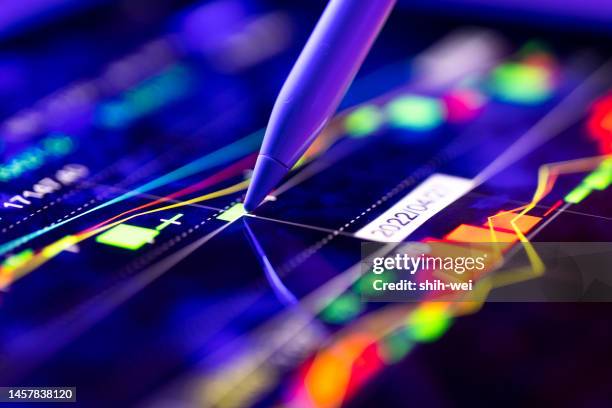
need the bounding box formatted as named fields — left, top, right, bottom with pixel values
left=81, top=153, right=256, bottom=235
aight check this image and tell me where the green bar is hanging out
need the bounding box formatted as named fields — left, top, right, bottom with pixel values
left=344, top=105, right=384, bottom=137
left=583, top=170, right=612, bottom=190
left=385, top=95, right=444, bottom=131
left=489, top=62, right=552, bottom=105
left=564, top=184, right=592, bottom=204
left=406, top=306, right=452, bottom=343
left=320, top=292, right=363, bottom=324
left=217, top=203, right=247, bottom=222
left=96, top=224, right=159, bottom=250
left=600, top=158, right=612, bottom=170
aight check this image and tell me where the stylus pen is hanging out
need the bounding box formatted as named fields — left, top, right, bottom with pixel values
left=243, top=0, right=396, bottom=211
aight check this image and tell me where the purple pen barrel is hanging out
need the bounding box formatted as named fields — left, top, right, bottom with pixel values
left=244, top=0, right=396, bottom=211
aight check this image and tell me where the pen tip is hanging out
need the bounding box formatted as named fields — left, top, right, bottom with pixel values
left=242, top=196, right=259, bottom=213
left=244, top=155, right=289, bottom=212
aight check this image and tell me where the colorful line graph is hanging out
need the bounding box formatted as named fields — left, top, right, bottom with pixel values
left=280, top=154, right=612, bottom=408
left=0, top=179, right=250, bottom=289
left=0, top=130, right=264, bottom=256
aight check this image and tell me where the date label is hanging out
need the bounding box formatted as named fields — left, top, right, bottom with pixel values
left=355, top=174, right=473, bottom=242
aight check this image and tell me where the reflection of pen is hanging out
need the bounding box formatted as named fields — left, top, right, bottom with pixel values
left=243, top=0, right=396, bottom=211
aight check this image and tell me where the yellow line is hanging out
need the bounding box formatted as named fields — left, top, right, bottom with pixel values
left=484, top=154, right=611, bottom=289
left=0, top=180, right=250, bottom=289
left=82, top=179, right=250, bottom=240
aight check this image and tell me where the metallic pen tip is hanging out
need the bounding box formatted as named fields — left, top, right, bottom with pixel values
left=244, top=155, right=289, bottom=212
